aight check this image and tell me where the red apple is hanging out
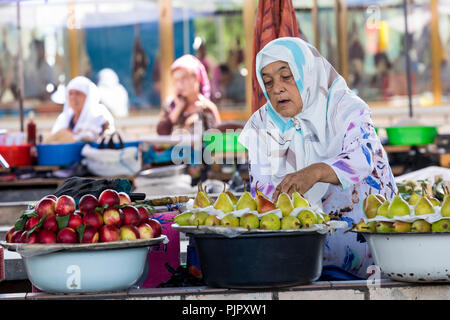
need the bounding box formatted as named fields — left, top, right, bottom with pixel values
left=83, top=211, right=103, bottom=229
left=80, top=225, right=99, bottom=243
left=25, top=216, right=42, bottom=231
left=68, top=212, right=83, bottom=230
left=38, top=230, right=57, bottom=243
left=55, top=195, right=76, bottom=216
left=122, top=205, right=141, bottom=226
left=137, top=223, right=156, bottom=239
left=44, top=195, right=58, bottom=201
left=119, top=225, right=140, bottom=240
left=35, top=198, right=56, bottom=217
left=118, top=192, right=131, bottom=205
left=25, top=232, right=38, bottom=244
left=137, top=206, right=150, bottom=224
left=98, top=189, right=120, bottom=208
left=99, top=225, right=121, bottom=242
left=57, top=227, right=77, bottom=243
left=79, top=194, right=99, bottom=214
left=147, top=219, right=162, bottom=238
left=103, top=207, right=123, bottom=227
left=43, top=215, right=58, bottom=232
left=11, top=230, right=24, bottom=243
left=5, top=227, right=15, bottom=243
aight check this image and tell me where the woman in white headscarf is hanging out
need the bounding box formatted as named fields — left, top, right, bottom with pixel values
left=97, top=68, right=129, bottom=118
left=238, top=37, right=397, bottom=278
left=51, top=76, right=115, bottom=142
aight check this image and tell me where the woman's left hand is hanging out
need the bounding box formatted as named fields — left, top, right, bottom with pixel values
left=271, top=163, right=339, bottom=201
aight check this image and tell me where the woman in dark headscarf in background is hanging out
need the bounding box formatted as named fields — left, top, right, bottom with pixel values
left=156, top=54, right=221, bottom=135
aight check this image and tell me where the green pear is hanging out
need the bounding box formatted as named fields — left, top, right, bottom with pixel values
left=204, top=215, right=221, bottom=226
left=387, top=194, right=410, bottom=218
left=214, top=193, right=234, bottom=213
left=376, top=199, right=390, bottom=217
left=189, top=211, right=209, bottom=226
left=355, top=219, right=375, bottom=232
left=297, top=209, right=318, bottom=228
left=414, top=196, right=434, bottom=215
left=281, top=215, right=301, bottom=229
left=173, top=211, right=194, bottom=226
left=411, top=219, right=431, bottom=232
left=292, top=191, right=309, bottom=208
left=276, top=192, right=294, bottom=217
left=408, top=191, right=421, bottom=206
left=432, top=219, right=450, bottom=232
left=393, top=221, right=411, bottom=232
left=363, top=194, right=383, bottom=219
left=441, top=192, right=450, bottom=217
left=375, top=221, right=394, bottom=233
left=193, top=182, right=211, bottom=208
left=427, top=196, right=441, bottom=207
left=239, top=213, right=260, bottom=229
left=220, top=214, right=239, bottom=227
left=225, top=191, right=238, bottom=205
left=236, top=191, right=257, bottom=211
left=260, top=213, right=281, bottom=230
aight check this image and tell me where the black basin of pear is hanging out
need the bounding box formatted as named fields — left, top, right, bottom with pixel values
left=188, top=231, right=326, bottom=289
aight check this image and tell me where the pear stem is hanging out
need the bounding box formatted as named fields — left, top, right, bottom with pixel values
left=223, top=181, right=226, bottom=193
left=386, top=183, right=396, bottom=194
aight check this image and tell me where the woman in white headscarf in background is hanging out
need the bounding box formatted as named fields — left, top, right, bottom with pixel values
left=97, top=68, right=129, bottom=118
left=50, top=76, right=115, bottom=143
left=239, top=37, right=397, bottom=278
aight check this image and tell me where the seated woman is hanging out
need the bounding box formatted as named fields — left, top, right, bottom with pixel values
left=156, top=54, right=221, bottom=135
left=49, top=76, right=115, bottom=143
left=238, top=37, right=397, bottom=277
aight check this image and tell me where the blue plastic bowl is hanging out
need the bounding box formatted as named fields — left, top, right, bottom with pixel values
left=36, top=142, right=86, bottom=167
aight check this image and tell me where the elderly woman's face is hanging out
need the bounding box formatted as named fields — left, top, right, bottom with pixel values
left=261, top=61, right=303, bottom=117
left=68, top=89, right=86, bottom=114
left=172, top=68, right=200, bottom=99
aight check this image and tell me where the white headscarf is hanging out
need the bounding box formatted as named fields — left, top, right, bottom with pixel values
left=97, top=68, right=129, bottom=118
left=239, top=37, right=373, bottom=207
left=52, top=76, right=115, bottom=141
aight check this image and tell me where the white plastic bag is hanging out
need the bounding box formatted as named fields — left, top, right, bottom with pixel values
left=81, top=144, right=141, bottom=177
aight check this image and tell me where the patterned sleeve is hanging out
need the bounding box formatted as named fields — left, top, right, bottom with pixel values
left=321, top=120, right=378, bottom=191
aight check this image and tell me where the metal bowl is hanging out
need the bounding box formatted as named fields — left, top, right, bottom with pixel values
left=1, top=237, right=167, bottom=294
left=358, top=232, right=450, bottom=283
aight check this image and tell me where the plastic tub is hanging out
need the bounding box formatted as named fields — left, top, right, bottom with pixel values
left=188, top=231, right=325, bottom=289
left=36, top=142, right=85, bottom=167
left=1, top=236, right=167, bottom=294
left=0, top=144, right=31, bottom=167
left=358, top=231, right=450, bottom=283
left=386, top=126, right=437, bottom=146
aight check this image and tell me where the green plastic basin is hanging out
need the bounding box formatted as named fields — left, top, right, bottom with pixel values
left=386, top=126, right=437, bottom=146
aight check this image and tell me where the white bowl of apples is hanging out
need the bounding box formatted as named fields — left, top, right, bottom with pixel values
left=1, top=189, right=167, bottom=294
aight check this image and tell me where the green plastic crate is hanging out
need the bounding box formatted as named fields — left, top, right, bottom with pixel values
left=203, top=132, right=247, bottom=153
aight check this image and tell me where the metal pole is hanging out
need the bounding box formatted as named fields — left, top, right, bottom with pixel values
left=16, top=0, right=24, bottom=132
left=402, top=0, right=413, bottom=118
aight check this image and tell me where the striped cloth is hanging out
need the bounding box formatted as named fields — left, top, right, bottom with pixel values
left=252, top=0, right=301, bottom=114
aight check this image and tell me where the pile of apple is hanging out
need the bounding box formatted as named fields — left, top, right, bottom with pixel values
left=5, top=189, right=162, bottom=244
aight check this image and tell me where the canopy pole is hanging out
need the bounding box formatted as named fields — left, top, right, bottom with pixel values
left=16, top=0, right=24, bottom=133
left=243, top=0, right=256, bottom=119
left=158, top=0, right=174, bottom=105
left=430, top=0, right=442, bottom=106
left=402, top=0, right=413, bottom=118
